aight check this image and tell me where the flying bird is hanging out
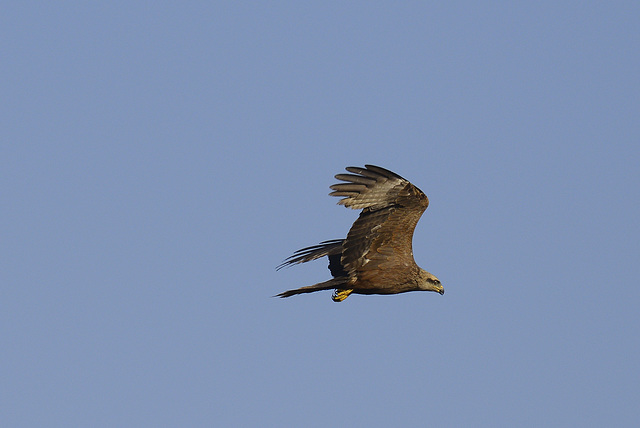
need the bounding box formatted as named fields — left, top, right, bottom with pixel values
left=276, top=165, right=443, bottom=302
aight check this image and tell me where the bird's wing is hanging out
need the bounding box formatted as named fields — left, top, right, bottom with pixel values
left=276, top=239, right=344, bottom=270
left=329, top=165, right=429, bottom=279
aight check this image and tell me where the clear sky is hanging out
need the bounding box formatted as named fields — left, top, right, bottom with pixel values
left=2, top=2, right=639, bottom=427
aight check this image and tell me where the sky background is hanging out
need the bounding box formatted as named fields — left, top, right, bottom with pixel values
left=2, top=1, right=639, bottom=427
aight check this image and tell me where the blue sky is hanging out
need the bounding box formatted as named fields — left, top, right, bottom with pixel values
left=2, top=1, right=639, bottom=426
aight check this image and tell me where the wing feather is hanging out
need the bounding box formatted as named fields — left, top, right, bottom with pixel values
left=329, top=164, right=425, bottom=211
left=276, top=239, right=344, bottom=270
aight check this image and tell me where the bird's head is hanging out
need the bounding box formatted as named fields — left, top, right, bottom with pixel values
left=418, top=269, right=444, bottom=295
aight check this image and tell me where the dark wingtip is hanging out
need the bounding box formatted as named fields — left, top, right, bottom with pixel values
left=273, top=291, right=293, bottom=298
left=362, top=164, right=405, bottom=179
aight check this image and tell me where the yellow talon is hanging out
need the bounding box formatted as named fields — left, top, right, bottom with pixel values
left=332, top=289, right=353, bottom=302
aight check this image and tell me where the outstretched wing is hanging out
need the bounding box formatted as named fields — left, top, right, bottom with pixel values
left=329, top=165, right=429, bottom=280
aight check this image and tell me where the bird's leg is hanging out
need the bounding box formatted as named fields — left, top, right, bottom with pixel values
left=332, top=289, right=353, bottom=302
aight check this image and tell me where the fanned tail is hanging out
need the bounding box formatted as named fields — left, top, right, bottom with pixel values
left=275, top=277, right=349, bottom=298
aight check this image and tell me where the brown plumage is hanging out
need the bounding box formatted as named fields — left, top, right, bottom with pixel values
left=276, top=165, right=443, bottom=302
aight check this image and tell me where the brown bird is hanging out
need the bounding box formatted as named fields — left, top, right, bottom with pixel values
left=276, top=165, right=443, bottom=302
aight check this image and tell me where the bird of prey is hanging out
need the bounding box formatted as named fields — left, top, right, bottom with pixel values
left=276, top=165, right=443, bottom=302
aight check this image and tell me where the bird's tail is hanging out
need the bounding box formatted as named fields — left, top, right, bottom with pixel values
left=275, top=277, right=349, bottom=298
